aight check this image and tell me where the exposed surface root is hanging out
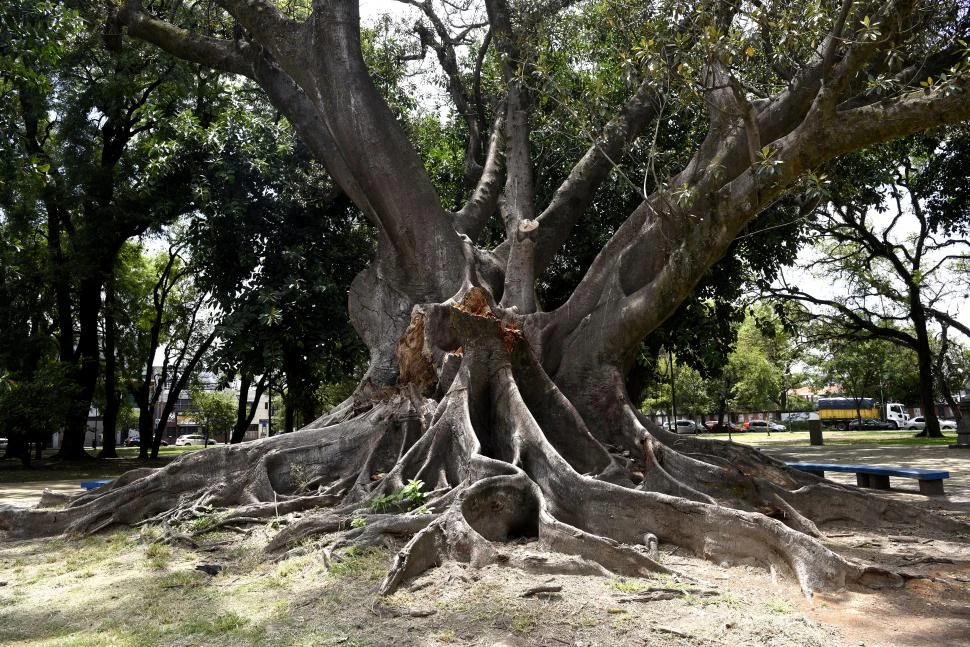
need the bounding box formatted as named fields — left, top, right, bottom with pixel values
left=1, top=293, right=966, bottom=602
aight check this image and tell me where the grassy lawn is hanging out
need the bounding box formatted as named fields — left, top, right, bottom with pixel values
left=705, top=429, right=958, bottom=447
left=0, top=445, right=210, bottom=484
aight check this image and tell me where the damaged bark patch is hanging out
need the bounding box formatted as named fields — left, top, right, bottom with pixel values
left=395, top=310, right=438, bottom=396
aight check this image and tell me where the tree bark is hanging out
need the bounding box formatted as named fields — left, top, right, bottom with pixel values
left=231, top=374, right=268, bottom=444
left=911, top=295, right=943, bottom=438
left=99, top=276, right=120, bottom=458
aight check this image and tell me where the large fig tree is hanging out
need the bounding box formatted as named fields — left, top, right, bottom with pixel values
left=5, top=0, right=970, bottom=597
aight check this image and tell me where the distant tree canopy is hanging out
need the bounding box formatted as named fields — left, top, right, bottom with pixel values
left=773, top=132, right=970, bottom=435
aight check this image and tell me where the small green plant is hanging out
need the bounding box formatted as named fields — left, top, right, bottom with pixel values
left=350, top=516, right=367, bottom=528
left=754, top=144, right=784, bottom=179
left=370, top=479, right=425, bottom=512
left=190, top=514, right=215, bottom=533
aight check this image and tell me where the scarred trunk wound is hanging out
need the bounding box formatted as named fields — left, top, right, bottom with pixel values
left=0, top=287, right=964, bottom=599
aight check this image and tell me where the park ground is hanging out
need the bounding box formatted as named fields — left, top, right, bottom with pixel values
left=1, top=432, right=969, bottom=647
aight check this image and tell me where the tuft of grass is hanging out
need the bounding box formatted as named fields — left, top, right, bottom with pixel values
left=145, top=543, right=172, bottom=569
left=764, top=599, right=794, bottom=614
left=276, top=554, right=315, bottom=579
left=327, top=547, right=388, bottom=581
left=717, top=593, right=745, bottom=609
left=290, top=463, right=311, bottom=491
left=213, top=612, right=248, bottom=631
left=158, top=570, right=205, bottom=590
left=609, top=578, right=651, bottom=593
left=270, top=599, right=292, bottom=621
left=509, top=612, right=539, bottom=635
left=180, top=611, right=249, bottom=635
left=608, top=610, right=634, bottom=632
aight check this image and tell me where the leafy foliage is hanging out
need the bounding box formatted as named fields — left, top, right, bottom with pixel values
left=185, top=83, right=372, bottom=430
left=370, top=479, right=427, bottom=513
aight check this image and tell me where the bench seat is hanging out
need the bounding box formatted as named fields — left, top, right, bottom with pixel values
left=786, top=462, right=949, bottom=496
left=80, top=479, right=113, bottom=491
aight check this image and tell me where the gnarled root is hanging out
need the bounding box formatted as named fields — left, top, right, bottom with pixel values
left=1, top=295, right=965, bottom=602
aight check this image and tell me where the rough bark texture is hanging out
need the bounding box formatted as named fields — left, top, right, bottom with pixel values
left=4, top=0, right=968, bottom=600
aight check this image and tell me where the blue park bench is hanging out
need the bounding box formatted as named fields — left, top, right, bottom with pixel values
left=80, top=479, right=113, bottom=491
left=786, top=462, right=949, bottom=496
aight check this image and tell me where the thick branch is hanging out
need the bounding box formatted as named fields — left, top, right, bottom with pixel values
left=118, top=5, right=255, bottom=77
left=529, top=77, right=661, bottom=274
left=455, top=114, right=505, bottom=241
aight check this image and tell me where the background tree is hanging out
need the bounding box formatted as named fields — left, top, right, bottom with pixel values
left=186, top=85, right=371, bottom=435
left=820, top=336, right=898, bottom=424
left=639, top=351, right=713, bottom=421
left=773, top=135, right=970, bottom=436
left=189, top=387, right=236, bottom=445
left=8, top=0, right=970, bottom=598
left=936, top=329, right=970, bottom=419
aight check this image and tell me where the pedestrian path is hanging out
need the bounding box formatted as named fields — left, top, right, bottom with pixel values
left=0, top=480, right=85, bottom=507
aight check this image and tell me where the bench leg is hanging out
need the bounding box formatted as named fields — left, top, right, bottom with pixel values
left=919, top=479, right=945, bottom=496
left=868, top=474, right=891, bottom=490
left=856, top=474, right=870, bottom=487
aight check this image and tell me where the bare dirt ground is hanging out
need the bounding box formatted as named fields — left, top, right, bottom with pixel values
left=1, top=444, right=969, bottom=646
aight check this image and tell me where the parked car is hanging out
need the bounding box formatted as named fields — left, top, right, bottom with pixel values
left=743, top=420, right=786, bottom=433
left=902, top=417, right=924, bottom=430
left=174, top=434, right=218, bottom=446
left=123, top=436, right=168, bottom=447
left=902, top=416, right=957, bottom=430
left=847, top=418, right=892, bottom=430
left=667, top=420, right=702, bottom=434
left=703, top=420, right=743, bottom=433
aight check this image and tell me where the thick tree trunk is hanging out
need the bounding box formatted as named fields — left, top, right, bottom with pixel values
left=912, top=299, right=943, bottom=438
left=58, top=278, right=106, bottom=461
left=99, top=277, right=120, bottom=458
left=231, top=374, right=267, bottom=444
